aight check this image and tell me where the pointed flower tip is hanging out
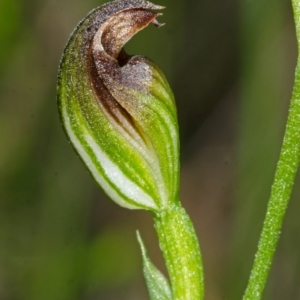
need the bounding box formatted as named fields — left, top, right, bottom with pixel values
left=141, top=0, right=165, bottom=10
left=151, top=14, right=165, bottom=27
left=58, top=0, right=179, bottom=212
left=151, top=4, right=165, bottom=10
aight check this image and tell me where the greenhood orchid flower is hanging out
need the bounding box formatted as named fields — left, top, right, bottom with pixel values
left=57, top=0, right=179, bottom=212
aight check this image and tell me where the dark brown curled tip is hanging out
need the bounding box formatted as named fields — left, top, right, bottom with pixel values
left=83, top=0, right=164, bottom=133
left=98, top=10, right=161, bottom=59
left=90, top=1, right=163, bottom=87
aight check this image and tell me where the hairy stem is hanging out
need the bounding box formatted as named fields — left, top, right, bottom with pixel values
left=243, top=1, right=300, bottom=298
left=154, top=204, right=204, bottom=300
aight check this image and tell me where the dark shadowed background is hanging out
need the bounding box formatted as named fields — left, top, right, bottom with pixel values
left=1, top=0, right=300, bottom=299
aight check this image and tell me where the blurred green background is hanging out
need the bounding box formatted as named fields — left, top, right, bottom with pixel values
left=1, top=0, right=300, bottom=299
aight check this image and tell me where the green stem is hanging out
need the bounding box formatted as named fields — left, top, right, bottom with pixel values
left=154, top=204, right=204, bottom=300
left=243, top=1, right=300, bottom=298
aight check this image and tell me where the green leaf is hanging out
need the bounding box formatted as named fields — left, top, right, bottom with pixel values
left=136, top=231, right=173, bottom=300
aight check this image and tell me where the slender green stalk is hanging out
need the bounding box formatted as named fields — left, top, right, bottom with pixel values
left=154, top=204, right=204, bottom=300
left=243, top=1, right=300, bottom=298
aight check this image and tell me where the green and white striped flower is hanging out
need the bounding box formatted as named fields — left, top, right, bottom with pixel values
left=57, top=0, right=179, bottom=212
